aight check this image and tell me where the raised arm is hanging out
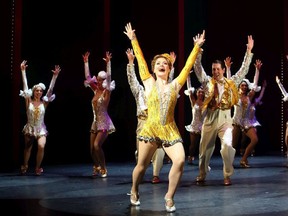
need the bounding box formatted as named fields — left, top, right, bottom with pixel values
left=168, top=51, right=177, bottom=83
left=254, top=80, right=267, bottom=105
left=126, top=48, right=147, bottom=112
left=43, top=65, right=61, bottom=102
left=20, top=60, right=29, bottom=91
left=231, top=35, right=254, bottom=85
left=82, top=51, right=91, bottom=80
left=176, top=30, right=205, bottom=86
left=82, top=51, right=97, bottom=89
left=224, top=56, right=233, bottom=79
left=126, top=48, right=142, bottom=96
left=276, top=76, right=288, bottom=101
left=19, top=60, right=33, bottom=101
left=103, top=51, right=113, bottom=90
left=252, top=59, right=262, bottom=91
left=124, top=22, right=151, bottom=81
left=184, top=72, right=196, bottom=106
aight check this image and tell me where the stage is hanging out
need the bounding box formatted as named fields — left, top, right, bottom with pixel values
left=0, top=155, right=288, bottom=216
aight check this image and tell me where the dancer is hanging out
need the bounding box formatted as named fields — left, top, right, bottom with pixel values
left=124, top=22, right=205, bottom=212
left=276, top=55, right=288, bottom=158
left=82, top=51, right=116, bottom=178
left=238, top=80, right=267, bottom=156
left=193, top=35, right=254, bottom=185
left=230, top=59, right=262, bottom=167
left=184, top=72, right=205, bottom=165
left=19, top=60, right=61, bottom=176
left=126, top=49, right=177, bottom=183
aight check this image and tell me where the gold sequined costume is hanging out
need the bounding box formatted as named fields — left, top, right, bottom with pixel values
left=138, top=83, right=182, bottom=146
left=131, top=34, right=200, bottom=147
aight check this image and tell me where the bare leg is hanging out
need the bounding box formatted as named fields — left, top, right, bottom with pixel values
left=163, top=142, right=185, bottom=207
left=241, top=127, right=258, bottom=166
left=151, top=148, right=165, bottom=183
left=240, top=131, right=248, bottom=156
left=188, top=133, right=200, bottom=163
left=23, top=135, right=34, bottom=168
left=35, top=136, right=46, bottom=169
left=93, top=131, right=108, bottom=169
left=90, top=133, right=99, bottom=166
left=130, top=141, right=158, bottom=203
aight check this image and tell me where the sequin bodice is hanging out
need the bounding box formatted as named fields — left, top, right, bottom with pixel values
left=91, top=91, right=115, bottom=133
left=138, top=83, right=182, bottom=146
left=22, top=102, right=48, bottom=137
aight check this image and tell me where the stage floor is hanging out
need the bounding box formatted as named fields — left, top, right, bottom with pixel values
left=0, top=155, right=288, bottom=216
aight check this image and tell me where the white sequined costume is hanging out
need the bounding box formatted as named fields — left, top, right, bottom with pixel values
left=90, top=91, right=115, bottom=134
left=84, top=55, right=116, bottom=135
left=185, top=104, right=205, bottom=134
left=233, top=97, right=258, bottom=131
left=22, top=102, right=48, bottom=138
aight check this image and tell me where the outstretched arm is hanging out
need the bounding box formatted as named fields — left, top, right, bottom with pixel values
left=276, top=76, right=288, bottom=101
left=126, top=48, right=142, bottom=95
left=103, top=51, right=113, bottom=90
left=124, top=22, right=151, bottom=81
left=126, top=48, right=147, bottom=112
left=184, top=72, right=196, bottom=106
left=224, top=56, right=233, bottom=79
left=232, top=35, right=254, bottom=85
left=82, top=51, right=91, bottom=79
left=82, top=51, right=97, bottom=90
left=254, top=80, right=267, bottom=105
left=177, top=30, right=205, bottom=86
left=44, top=65, right=61, bottom=102
left=20, top=60, right=29, bottom=91
left=253, top=60, right=262, bottom=85
left=168, top=51, right=177, bottom=83
left=19, top=60, right=32, bottom=107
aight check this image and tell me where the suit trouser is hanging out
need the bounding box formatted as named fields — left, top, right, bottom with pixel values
left=151, top=148, right=165, bottom=176
left=199, top=108, right=236, bottom=179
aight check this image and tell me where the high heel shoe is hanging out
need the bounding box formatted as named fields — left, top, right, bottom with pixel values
left=35, top=168, right=43, bottom=176
left=164, top=197, right=176, bottom=213
left=187, top=156, right=194, bottom=165
left=20, top=165, right=28, bottom=175
left=240, top=160, right=250, bottom=168
left=127, top=191, right=140, bottom=206
left=92, top=166, right=101, bottom=177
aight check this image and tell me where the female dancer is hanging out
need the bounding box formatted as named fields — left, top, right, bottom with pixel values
left=124, top=22, right=205, bottom=212
left=82, top=51, right=116, bottom=178
left=184, top=72, right=205, bottom=165
left=231, top=59, right=262, bottom=167
left=19, top=60, right=61, bottom=175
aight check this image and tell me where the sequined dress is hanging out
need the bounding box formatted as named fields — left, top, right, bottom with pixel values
left=185, top=104, right=205, bottom=134
left=90, top=91, right=115, bottom=134
left=233, top=97, right=259, bottom=130
left=138, top=83, right=182, bottom=146
left=22, top=102, right=48, bottom=138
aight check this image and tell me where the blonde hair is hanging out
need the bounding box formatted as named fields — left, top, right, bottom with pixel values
left=151, top=53, right=172, bottom=72
left=32, top=83, right=46, bottom=92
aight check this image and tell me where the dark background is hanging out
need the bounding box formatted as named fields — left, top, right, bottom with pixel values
left=1, top=0, right=288, bottom=171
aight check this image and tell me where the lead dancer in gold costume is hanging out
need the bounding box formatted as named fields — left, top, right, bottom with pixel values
left=124, top=22, right=205, bottom=213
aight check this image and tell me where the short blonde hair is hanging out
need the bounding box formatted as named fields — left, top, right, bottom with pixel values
left=151, top=53, right=172, bottom=72
left=32, top=83, right=46, bottom=92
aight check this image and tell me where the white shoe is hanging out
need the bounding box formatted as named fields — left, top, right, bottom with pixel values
left=165, top=198, right=176, bottom=212
left=127, top=192, right=140, bottom=206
